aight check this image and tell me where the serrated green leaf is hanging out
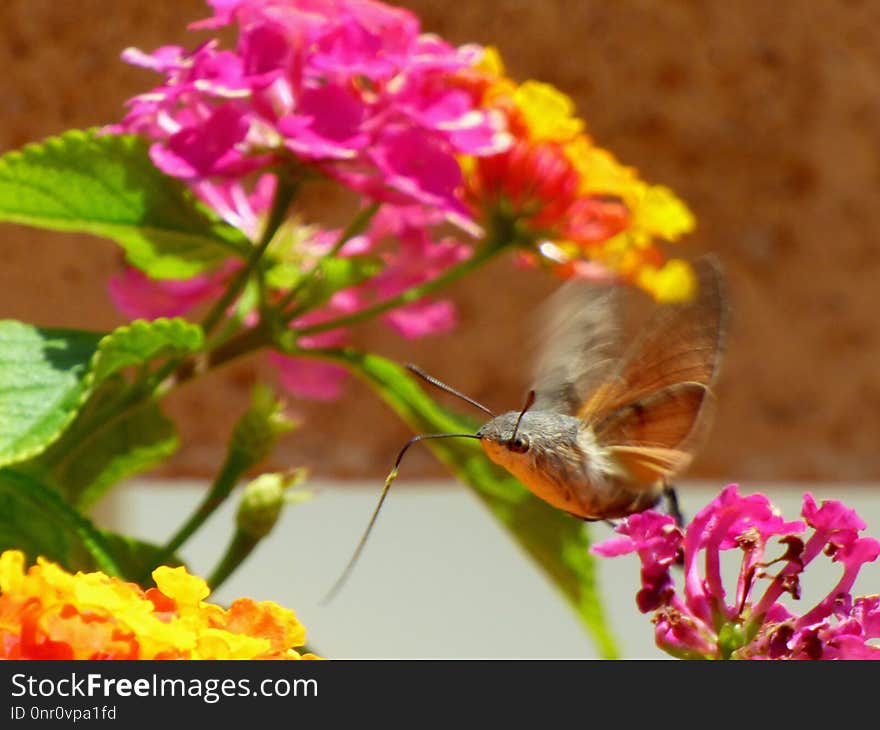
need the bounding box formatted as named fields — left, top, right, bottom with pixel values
left=91, top=317, right=204, bottom=385
left=0, top=129, right=249, bottom=278
left=0, top=318, right=202, bottom=473
left=325, top=349, right=619, bottom=659
left=0, top=467, right=122, bottom=575
left=31, top=378, right=179, bottom=510
left=0, top=321, right=103, bottom=467
left=25, top=317, right=204, bottom=506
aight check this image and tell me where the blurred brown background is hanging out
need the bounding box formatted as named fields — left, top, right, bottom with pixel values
left=2, top=0, right=879, bottom=483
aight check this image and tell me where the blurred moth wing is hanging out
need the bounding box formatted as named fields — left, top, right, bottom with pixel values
left=531, top=255, right=727, bottom=487
left=576, top=256, right=727, bottom=421
left=594, top=381, right=714, bottom=484
left=528, top=272, right=621, bottom=415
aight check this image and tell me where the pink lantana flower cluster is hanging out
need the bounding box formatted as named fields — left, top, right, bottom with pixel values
left=110, top=0, right=504, bottom=399
left=116, top=0, right=509, bottom=224
left=593, top=485, right=880, bottom=659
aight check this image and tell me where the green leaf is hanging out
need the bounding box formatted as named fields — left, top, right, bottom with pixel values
left=0, top=129, right=249, bottom=279
left=2, top=317, right=203, bottom=505
left=0, top=321, right=103, bottom=467
left=30, top=318, right=204, bottom=507
left=98, top=531, right=186, bottom=581
left=0, top=467, right=179, bottom=583
left=0, top=467, right=122, bottom=576
left=0, top=317, right=202, bottom=470
left=90, top=317, right=204, bottom=385
left=31, top=378, right=179, bottom=510
left=324, top=349, right=619, bottom=659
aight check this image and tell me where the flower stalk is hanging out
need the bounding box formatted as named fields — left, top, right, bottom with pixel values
left=208, top=470, right=311, bottom=591
left=141, top=388, right=295, bottom=582
left=207, top=530, right=258, bottom=591
left=201, top=176, right=300, bottom=335
left=140, top=458, right=245, bottom=582
left=292, top=237, right=507, bottom=338
left=277, top=201, right=381, bottom=318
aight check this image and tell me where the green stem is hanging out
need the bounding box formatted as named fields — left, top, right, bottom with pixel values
left=156, top=323, right=272, bottom=396
left=207, top=529, right=259, bottom=591
left=139, top=450, right=251, bottom=583
left=149, top=176, right=296, bottom=390
left=200, top=177, right=299, bottom=336
left=293, top=241, right=505, bottom=337
left=276, top=201, right=381, bottom=316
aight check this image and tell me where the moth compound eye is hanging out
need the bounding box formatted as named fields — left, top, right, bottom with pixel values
left=508, top=434, right=530, bottom=454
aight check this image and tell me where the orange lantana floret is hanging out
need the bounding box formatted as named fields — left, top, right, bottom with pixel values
left=463, top=48, right=697, bottom=302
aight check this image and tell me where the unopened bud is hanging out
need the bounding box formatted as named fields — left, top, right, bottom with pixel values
left=237, top=469, right=310, bottom=539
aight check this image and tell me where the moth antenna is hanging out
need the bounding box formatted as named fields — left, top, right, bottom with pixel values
left=406, top=363, right=496, bottom=417
left=321, top=432, right=481, bottom=605
left=510, top=389, right=537, bottom=444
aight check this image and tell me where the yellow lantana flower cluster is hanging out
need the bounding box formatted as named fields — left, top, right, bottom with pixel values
left=465, top=48, right=697, bottom=302
left=0, top=551, right=319, bottom=660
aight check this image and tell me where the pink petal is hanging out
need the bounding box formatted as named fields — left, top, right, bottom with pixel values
left=369, top=127, right=467, bottom=218
left=590, top=536, right=638, bottom=558
left=121, top=45, right=186, bottom=72
left=150, top=104, right=249, bottom=179
left=269, top=352, right=348, bottom=401
left=802, top=493, right=867, bottom=537
left=107, top=266, right=232, bottom=320
left=239, top=23, right=293, bottom=78
left=853, top=596, right=880, bottom=635
left=592, top=511, right=682, bottom=614
left=823, top=634, right=880, bottom=660
left=382, top=299, right=456, bottom=339
left=279, top=85, right=369, bottom=160
left=192, top=177, right=272, bottom=240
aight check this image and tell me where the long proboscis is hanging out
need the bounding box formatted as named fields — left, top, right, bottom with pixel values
left=321, top=432, right=482, bottom=605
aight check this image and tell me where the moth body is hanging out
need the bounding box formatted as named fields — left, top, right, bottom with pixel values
left=477, top=410, right=664, bottom=520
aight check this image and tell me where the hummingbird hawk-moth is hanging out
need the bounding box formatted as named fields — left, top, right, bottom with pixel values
left=324, top=255, right=727, bottom=601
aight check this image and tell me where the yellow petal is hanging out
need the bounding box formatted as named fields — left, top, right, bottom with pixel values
left=475, top=45, right=505, bottom=77
left=638, top=259, right=697, bottom=303
left=0, top=550, right=25, bottom=593
left=634, top=185, right=696, bottom=241
left=566, top=139, right=641, bottom=200
left=514, top=81, right=584, bottom=142
left=153, top=566, right=210, bottom=607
